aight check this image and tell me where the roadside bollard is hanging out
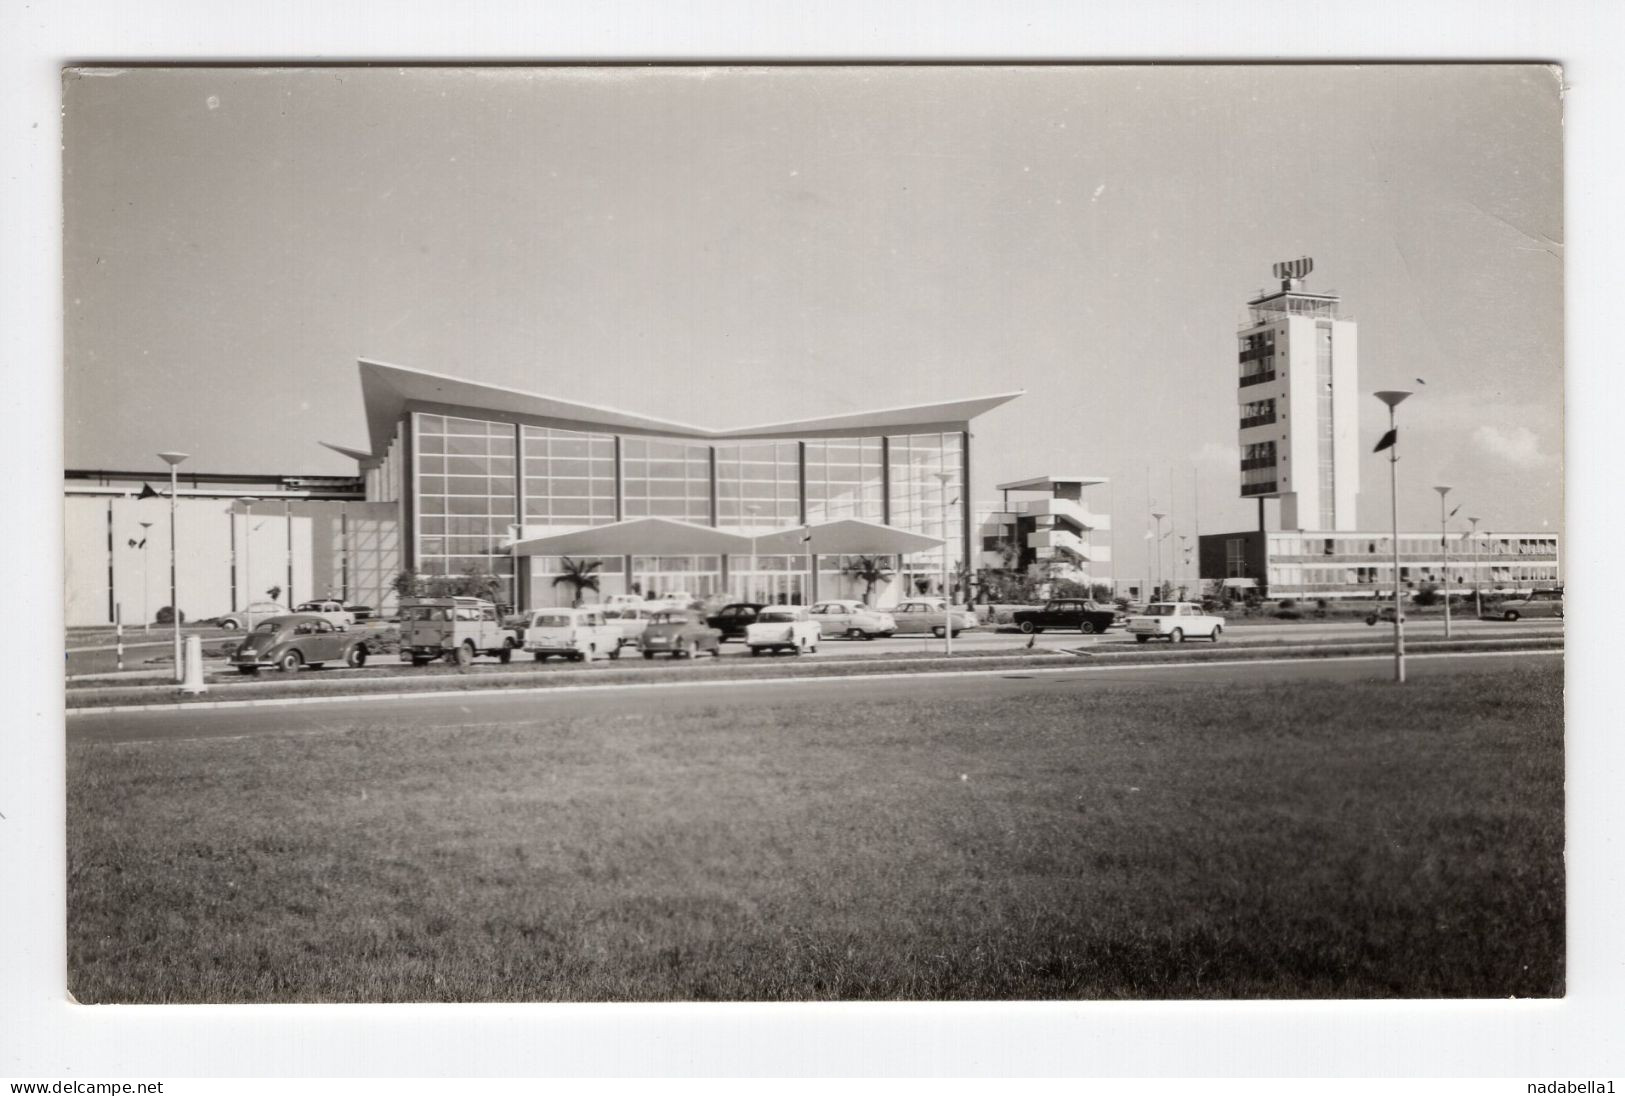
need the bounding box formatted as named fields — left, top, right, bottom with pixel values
left=179, top=634, right=208, bottom=696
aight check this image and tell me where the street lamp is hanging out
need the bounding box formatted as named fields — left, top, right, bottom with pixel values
left=1374, top=391, right=1411, bottom=683
left=138, top=521, right=153, bottom=634
left=745, top=503, right=762, bottom=603
left=1467, top=516, right=1482, bottom=619
left=1434, top=485, right=1453, bottom=639
left=1178, top=534, right=1190, bottom=598
left=934, top=471, right=953, bottom=655
left=158, top=451, right=189, bottom=682
left=239, top=497, right=260, bottom=634
left=1150, top=510, right=1168, bottom=601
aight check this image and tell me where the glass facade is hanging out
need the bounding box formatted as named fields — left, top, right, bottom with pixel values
left=521, top=425, right=616, bottom=525
left=804, top=437, right=885, bottom=523
left=714, top=441, right=800, bottom=525
left=413, top=413, right=518, bottom=587
left=404, top=409, right=974, bottom=609
left=887, top=432, right=964, bottom=578
left=622, top=438, right=712, bottom=522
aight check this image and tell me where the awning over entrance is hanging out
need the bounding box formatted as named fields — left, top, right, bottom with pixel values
left=509, top=517, right=757, bottom=557
left=750, top=518, right=944, bottom=556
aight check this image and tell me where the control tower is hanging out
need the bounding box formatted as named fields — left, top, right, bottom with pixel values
left=1235, top=257, right=1360, bottom=531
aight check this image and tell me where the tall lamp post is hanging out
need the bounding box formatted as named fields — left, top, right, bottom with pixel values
left=138, top=521, right=153, bottom=633
left=1150, top=510, right=1167, bottom=601
left=745, top=503, right=762, bottom=603
left=158, top=451, right=190, bottom=682
left=1374, top=392, right=1411, bottom=683
left=239, top=497, right=260, bottom=634
left=1467, top=516, right=1482, bottom=619
left=934, top=472, right=953, bottom=655
left=1178, top=534, right=1190, bottom=598
left=1433, top=485, right=1453, bottom=638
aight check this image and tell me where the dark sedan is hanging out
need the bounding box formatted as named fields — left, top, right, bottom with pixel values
left=227, top=613, right=370, bottom=674
left=639, top=610, right=724, bottom=659
left=705, top=602, right=767, bottom=641
left=1010, top=598, right=1118, bottom=635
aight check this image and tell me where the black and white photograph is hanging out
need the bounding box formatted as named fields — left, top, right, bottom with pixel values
left=53, top=61, right=1569, bottom=1008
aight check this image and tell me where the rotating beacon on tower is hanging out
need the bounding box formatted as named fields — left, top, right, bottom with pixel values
left=1235, top=257, right=1360, bottom=532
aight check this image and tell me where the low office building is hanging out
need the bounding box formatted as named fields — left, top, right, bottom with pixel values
left=1198, top=528, right=1561, bottom=601
left=63, top=468, right=400, bottom=627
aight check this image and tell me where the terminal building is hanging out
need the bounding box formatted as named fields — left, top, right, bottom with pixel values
left=64, top=358, right=1031, bottom=624
left=1198, top=258, right=1560, bottom=600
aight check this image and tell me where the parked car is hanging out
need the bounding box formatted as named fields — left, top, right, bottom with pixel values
left=602, top=593, right=645, bottom=611
left=1009, top=598, right=1117, bottom=635
left=1127, top=602, right=1224, bottom=643
left=809, top=599, right=897, bottom=639
left=645, top=590, right=699, bottom=612
left=888, top=598, right=979, bottom=638
left=1365, top=606, right=1407, bottom=626
left=228, top=613, right=369, bottom=674
left=522, top=606, right=623, bottom=662
left=212, top=600, right=287, bottom=631
left=1484, top=589, right=1564, bottom=622
left=603, top=605, right=655, bottom=648
left=293, top=599, right=357, bottom=629
left=706, top=602, right=768, bottom=641
left=397, top=596, right=522, bottom=666
left=638, top=609, right=723, bottom=659
left=745, top=606, right=822, bottom=655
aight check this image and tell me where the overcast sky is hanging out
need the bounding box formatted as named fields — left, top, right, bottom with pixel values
left=64, top=64, right=1562, bottom=579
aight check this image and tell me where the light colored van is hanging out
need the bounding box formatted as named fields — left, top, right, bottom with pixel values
left=522, top=606, right=623, bottom=662
left=399, top=596, right=521, bottom=666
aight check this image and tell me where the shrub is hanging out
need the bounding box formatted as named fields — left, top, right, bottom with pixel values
left=1273, top=609, right=1302, bottom=620
left=1413, top=582, right=1441, bottom=607
left=155, top=606, right=185, bottom=625
left=1278, top=598, right=1297, bottom=609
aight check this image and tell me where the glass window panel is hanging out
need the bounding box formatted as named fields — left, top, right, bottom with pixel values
left=446, top=455, right=488, bottom=475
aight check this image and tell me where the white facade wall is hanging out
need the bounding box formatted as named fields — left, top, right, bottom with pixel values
left=64, top=495, right=400, bottom=626
left=1328, top=319, right=1360, bottom=530
left=1279, top=316, right=1319, bottom=531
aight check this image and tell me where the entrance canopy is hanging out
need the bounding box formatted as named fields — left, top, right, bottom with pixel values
left=750, top=518, right=944, bottom=556
left=510, top=517, right=756, bottom=557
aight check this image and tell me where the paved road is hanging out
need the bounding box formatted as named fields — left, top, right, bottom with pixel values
left=67, top=647, right=1562, bottom=747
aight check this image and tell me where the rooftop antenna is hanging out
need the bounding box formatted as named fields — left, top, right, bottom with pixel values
left=1273, top=256, right=1313, bottom=291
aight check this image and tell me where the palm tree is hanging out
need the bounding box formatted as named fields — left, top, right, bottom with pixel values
left=551, top=556, right=603, bottom=607
left=841, top=555, right=895, bottom=605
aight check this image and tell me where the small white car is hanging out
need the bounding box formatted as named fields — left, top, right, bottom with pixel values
left=1127, top=602, right=1224, bottom=643
left=522, top=606, right=623, bottom=662
left=810, top=599, right=897, bottom=639
left=644, top=589, right=699, bottom=612
left=213, top=600, right=288, bottom=631
left=293, top=599, right=357, bottom=630
left=603, top=605, right=654, bottom=647
left=889, top=598, right=979, bottom=638
left=745, top=607, right=822, bottom=655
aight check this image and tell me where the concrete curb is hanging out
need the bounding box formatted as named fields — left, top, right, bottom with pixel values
left=66, top=646, right=1564, bottom=717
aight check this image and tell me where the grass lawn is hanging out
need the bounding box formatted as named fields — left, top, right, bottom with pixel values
left=67, top=663, right=1564, bottom=1002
